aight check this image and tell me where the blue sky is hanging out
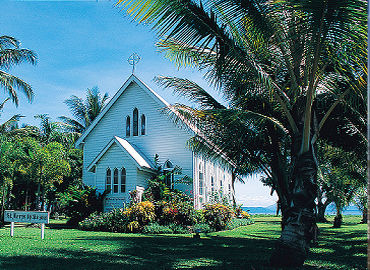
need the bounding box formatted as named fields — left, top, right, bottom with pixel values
left=1, top=0, right=277, bottom=207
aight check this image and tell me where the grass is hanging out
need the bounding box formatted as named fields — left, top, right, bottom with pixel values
left=0, top=215, right=366, bottom=270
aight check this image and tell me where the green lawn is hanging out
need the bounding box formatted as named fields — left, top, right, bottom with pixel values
left=0, top=216, right=366, bottom=270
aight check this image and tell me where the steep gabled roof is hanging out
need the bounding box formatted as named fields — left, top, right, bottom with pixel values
left=76, top=74, right=235, bottom=168
left=87, top=136, right=155, bottom=172
left=75, top=74, right=175, bottom=148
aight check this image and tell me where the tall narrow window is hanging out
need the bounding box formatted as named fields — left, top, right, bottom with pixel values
left=133, top=108, right=138, bottom=136
left=199, top=163, right=204, bottom=195
left=141, top=114, right=146, bottom=135
left=164, top=160, right=174, bottom=189
left=113, top=168, right=119, bottom=193
left=121, top=168, right=126, bottom=193
left=106, top=168, right=111, bottom=193
left=126, top=116, right=130, bottom=137
left=211, top=176, right=214, bottom=193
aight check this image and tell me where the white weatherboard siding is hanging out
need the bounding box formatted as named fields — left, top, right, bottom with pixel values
left=82, top=79, right=193, bottom=197
left=95, top=143, right=140, bottom=211
left=193, top=155, right=234, bottom=209
left=79, top=75, right=235, bottom=211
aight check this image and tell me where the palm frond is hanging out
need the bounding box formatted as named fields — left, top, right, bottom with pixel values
left=0, top=114, right=23, bottom=134
left=0, top=36, right=19, bottom=50
left=0, top=48, right=37, bottom=69
left=155, top=76, right=225, bottom=109
left=0, top=70, right=34, bottom=105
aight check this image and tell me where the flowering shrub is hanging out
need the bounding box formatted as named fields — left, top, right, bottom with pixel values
left=240, top=211, right=250, bottom=219
left=124, top=201, right=156, bottom=231
left=203, top=203, right=235, bottom=231
left=162, top=204, right=179, bottom=224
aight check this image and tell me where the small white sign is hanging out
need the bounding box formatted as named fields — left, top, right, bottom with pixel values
left=4, top=210, right=49, bottom=224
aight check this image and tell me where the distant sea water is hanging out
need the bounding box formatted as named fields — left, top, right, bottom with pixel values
left=242, top=204, right=362, bottom=215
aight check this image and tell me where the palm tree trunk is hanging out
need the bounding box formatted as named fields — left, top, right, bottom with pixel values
left=231, top=170, right=236, bottom=207
left=270, top=149, right=318, bottom=267
left=317, top=199, right=330, bottom=222
left=333, top=202, right=342, bottom=228
left=360, top=208, right=367, bottom=224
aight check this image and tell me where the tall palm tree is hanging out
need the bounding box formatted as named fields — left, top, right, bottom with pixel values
left=116, top=0, right=366, bottom=266
left=0, top=35, right=37, bottom=106
left=60, top=87, right=109, bottom=135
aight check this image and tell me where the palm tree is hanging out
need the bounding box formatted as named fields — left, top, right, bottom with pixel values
left=0, top=35, right=37, bottom=106
left=60, top=87, right=109, bottom=135
left=0, top=98, right=22, bottom=134
left=117, top=0, right=366, bottom=266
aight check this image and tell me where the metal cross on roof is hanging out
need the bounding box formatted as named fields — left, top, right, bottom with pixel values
left=127, top=53, right=141, bottom=74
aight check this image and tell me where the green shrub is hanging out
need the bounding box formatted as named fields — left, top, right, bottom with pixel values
left=193, top=209, right=205, bottom=224
left=142, top=222, right=190, bottom=234
left=226, top=218, right=252, bottom=230
left=142, top=223, right=173, bottom=234
left=192, top=223, right=213, bottom=233
left=203, top=203, right=235, bottom=231
left=79, top=209, right=129, bottom=232
left=169, top=223, right=190, bottom=234
left=59, top=185, right=106, bottom=226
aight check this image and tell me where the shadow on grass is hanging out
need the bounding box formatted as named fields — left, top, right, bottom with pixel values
left=0, top=230, right=365, bottom=270
left=0, top=217, right=366, bottom=270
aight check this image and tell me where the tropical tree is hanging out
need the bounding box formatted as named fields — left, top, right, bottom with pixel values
left=60, top=87, right=109, bottom=135
left=0, top=35, right=37, bottom=106
left=34, top=114, right=78, bottom=149
left=0, top=98, right=22, bottom=134
left=18, top=138, right=70, bottom=210
left=116, top=0, right=366, bottom=266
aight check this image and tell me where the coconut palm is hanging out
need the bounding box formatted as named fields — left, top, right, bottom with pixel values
left=0, top=35, right=37, bottom=106
left=117, top=0, right=366, bottom=266
left=0, top=98, right=23, bottom=134
left=60, top=87, right=109, bottom=135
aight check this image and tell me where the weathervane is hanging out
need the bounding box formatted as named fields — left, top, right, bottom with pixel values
left=127, top=53, right=141, bottom=74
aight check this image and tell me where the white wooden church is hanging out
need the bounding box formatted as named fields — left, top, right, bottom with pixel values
left=75, top=75, right=235, bottom=211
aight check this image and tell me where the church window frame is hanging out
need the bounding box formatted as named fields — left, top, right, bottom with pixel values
left=133, top=108, right=139, bottom=136
left=106, top=168, right=112, bottom=193
left=126, top=116, right=131, bottom=137
left=113, top=168, right=119, bottom=193
left=164, top=160, right=174, bottom=189
left=141, top=114, right=146, bottom=135
left=121, top=167, right=126, bottom=193
left=199, top=162, right=204, bottom=195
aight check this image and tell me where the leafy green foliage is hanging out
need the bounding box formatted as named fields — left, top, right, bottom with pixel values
left=59, top=185, right=105, bottom=226
left=79, top=209, right=129, bottom=232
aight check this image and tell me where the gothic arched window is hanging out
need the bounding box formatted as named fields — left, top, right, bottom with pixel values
left=133, top=108, right=138, bottom=136
left=121, top=167, right=126, bottom=193
left=141, top=114, right=146, bottom=135
left=106, top=168, right=111, bottom=193
left=164, top=160, right=174, bottom=189
left=113, top=168, right=119, bottom=193
left=199, top=163, right=204, bottom=195
left=126, top=116, right=131, bottom=137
